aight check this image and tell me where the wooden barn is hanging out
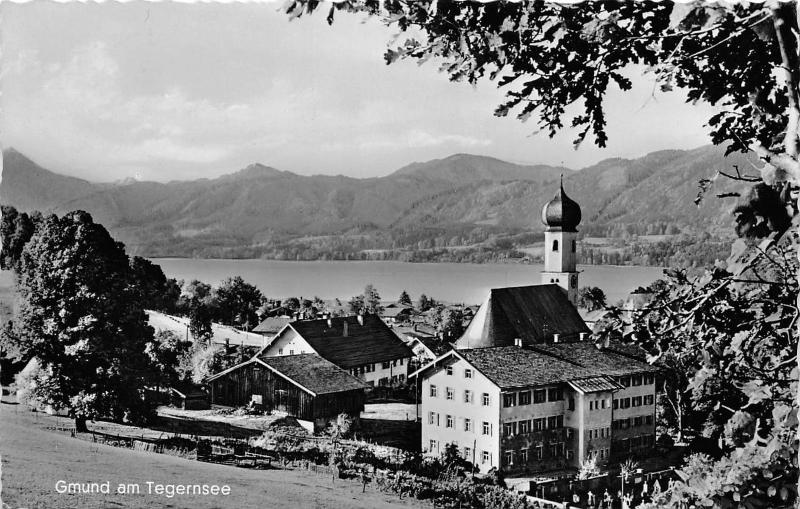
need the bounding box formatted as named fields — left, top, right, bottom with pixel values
left=206, top=353, right=367, bottom=432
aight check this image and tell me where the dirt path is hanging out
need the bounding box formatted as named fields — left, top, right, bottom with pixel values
left=0, top=402, right=421, bottom=509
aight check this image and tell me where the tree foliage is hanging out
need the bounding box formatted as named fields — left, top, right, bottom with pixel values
left=3, top=209, right=159, bottom=430
left=214, top=276, right=263, bottom=329
left=577, top=286, right=607, bottom=311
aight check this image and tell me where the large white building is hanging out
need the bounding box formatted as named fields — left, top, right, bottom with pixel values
left=414, top=181, right=659, bottom=475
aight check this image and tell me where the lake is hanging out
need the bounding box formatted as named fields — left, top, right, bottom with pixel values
left=150, top=259, right=665, bottom=305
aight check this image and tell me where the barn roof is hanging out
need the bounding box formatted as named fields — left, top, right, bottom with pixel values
left=286, top=315, right=413, bottom=369
left=208, top=354, right=367, bottom=396
left=257, top=354, right=368, bottom=395
left=456, top=285, right=590, bottom=349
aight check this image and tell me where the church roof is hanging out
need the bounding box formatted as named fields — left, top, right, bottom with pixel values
left=455, top=284, right=590, bottom=349
left=541, top=180, right=582, bottom=232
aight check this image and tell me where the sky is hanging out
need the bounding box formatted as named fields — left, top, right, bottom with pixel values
left=1, top=2, right=718, bottom=182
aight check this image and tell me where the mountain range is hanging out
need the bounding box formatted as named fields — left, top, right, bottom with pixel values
left=0, top=146, right=754, bottom=262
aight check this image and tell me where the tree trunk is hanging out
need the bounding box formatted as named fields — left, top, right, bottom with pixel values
left=75, top=416, right=88, bottom=433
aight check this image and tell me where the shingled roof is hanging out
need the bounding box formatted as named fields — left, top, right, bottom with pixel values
left=532, top=342, right=659, bottom=377
left=456, top=285, right=590, bottom=349
left=286, top=315, right=413, bottom=369
left=458, top=346, right=596, bottom=389
left=257, top=354, right=368, bottom=395
left=253, top=316, right=291, bottom=335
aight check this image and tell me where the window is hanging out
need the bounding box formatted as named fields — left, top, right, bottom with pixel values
left=482, top=422, right=491, bottom=435
left=533, top=389, right=547, bottom=403
left=644, top=373, right=655, bottom=385
left=446, top=366, right=453, bottom=376
left=547, top=416, right=560, bottom=429
left=446, top=387, right=454, bottom=400
left=428, top=412, right=436, bottom=425
left=601, top=399, right=606, bottom=409
left=644, top=394, right=654, bottom=405
left=535, top=445, right=543, bottom=460
left=566, top=428, right=575, bottom=440
left=613, top=399, right=619, bottom=410
left=463, top=447, right=472, bottom=460
left=589, top=401, right=595, bottom=411
left=289, top=349, right=294, bottom=355
left=634, top=416, right=643, bottom=427
left=621, top=397, right=631, bottom=409
left=533, top=418, right=545, bottom=431
left=464, top=369, right=473, bottom=379
left=503, top=393, right=517, bottom=408
left=503, top=422, right=516, bottom=437
left=553, top=239, right=559, bottom=252
left=548, top=387, right=563, bottom=401
left=504, top=451, right=514, bottom=465
left=430, top=385, right=438, bottom=397
left=382, top=361, right=391, bottom=369
left=464, top=418, right=473, bottom=432
left=518, top=391, right=531, bottom=405
left=429, top=440, right=437, bottom=452
left=645, top=415, right=654, bottom=426
left=482, top=451, right=490, bottom=464
left=549, top=442, right=563, bottom=457
left=572, top=240, right=576, bottom=253
left=632, top=396, right=642, bottom=407
left=566, top=449, right=574, bottom=460
left=398, top=374, right=405, bottom=382
left=519, top=449, right=528, bottom=464
left=632, top=375, right=642, bottom=386
left=482, top=393, right=490, bottom=406
left=518, top=420, right=530, bottom=434
left=568, top=398, right=575, bottom=411
left=620, top=376, right=631, bottom=387
left=278, top=348, right=283, bottom=355
left=392, top=360, right=397, bottom=367
left=464, top=390, right=473, bottom=404
left=557, top=415, right=564, bottom=428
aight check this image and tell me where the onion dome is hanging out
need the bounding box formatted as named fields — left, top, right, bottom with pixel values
left=541, top=177, right=582, bottom=231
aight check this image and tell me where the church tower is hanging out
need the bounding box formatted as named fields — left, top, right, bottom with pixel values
left=541, top=177, right=582, bottom=305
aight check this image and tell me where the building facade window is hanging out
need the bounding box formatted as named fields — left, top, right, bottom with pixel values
left=430, top=385, right=438, bottom=397
left=518, top=420, right=530, bottom=434
left=533, top=389, right=547, bottom=403
left=482, top=422, right=491, bottom=435
left=535, top=445, right=543, bottom=460
left=553, top=240, right=559, bottom=252
left=504, top=451, right=514, bottom=466
left=632, top=396, right=642, bottom=407
left=446, top=415, right=454, bottom=428
left=429, top=440, right=437, bottom=452
left=503, top=393, right=517, bottom=408
left=632, top=375, right=642, bottom=386
left=644, top=394, right=654, bottom=405
left=482, top=393, right=490, bottom=406
left=503, top=422, right=516, bottom=437
left=518, top=391, right=531, bottom=405
left=533, top=418, right=545, bottom=431
left=464, top=368, right=473, bottom=379
left=446, top=387, right=454, bottom=400
left=428, top=412, right=437, bottom=425
left=464, top=390, right=473, bottom=403
left=464, top=418, right=473, bottom=432
left=446, top=366, right=453, bottom=376
left=482, top=451, right=490, bottom=464
left=548, top=388, right=563, bottom=401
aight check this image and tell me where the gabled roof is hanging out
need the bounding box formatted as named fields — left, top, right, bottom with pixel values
left=531, top=342, right=658, bottom=377
left=207, top=354, right=367, bottom=396
left=257, top=354, right=368, bottom=395
left=280, top=315, right=413, bottom=369
left=253, top=316, right=291, bottom=334
left=458, top=346, right=595, bottom=389
left=456, top=285, right=590, bottom=349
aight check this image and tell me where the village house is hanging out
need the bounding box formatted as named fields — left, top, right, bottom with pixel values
left=206, top=353, right=367, bottom=432
left=413, top=181, right=659, bottom=474
left=252, top=316, right=291, bottom=338
left=258, top=315, right=414, bottom=387
left=380, top=303, right=414, bottom=324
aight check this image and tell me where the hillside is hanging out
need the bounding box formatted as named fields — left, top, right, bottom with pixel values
left=0, top=146, right=754, bottom=266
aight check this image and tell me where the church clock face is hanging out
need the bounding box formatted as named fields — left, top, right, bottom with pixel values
left=570, top=274, right=578, bottom=288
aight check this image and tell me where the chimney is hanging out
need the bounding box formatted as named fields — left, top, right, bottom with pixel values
left=343, top=321, right=349, bottom=337
left=514, top=338, right=523, bottom=348
left=553, top=333, right=560, bottom=343
left=357, top=314, right=364, bottom=326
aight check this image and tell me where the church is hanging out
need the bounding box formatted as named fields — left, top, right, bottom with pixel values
left=413, top=181, right=658, bottom=475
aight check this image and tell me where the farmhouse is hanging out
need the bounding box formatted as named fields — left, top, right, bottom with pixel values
left=258, top=315, right=413, bottom=387
left=206, top=353, right=367, bottom=432
left=413, top=181, right=659, bottom=475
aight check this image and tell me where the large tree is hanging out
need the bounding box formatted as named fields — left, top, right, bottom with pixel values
left=3, top=210, right=158, bottom=431
left=284, top=2, right=800, bottom=506
left=213, top=276, right=263, bottom=329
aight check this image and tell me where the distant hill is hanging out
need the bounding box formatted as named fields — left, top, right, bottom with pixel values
left=1, top=145, right=754, bottom=265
